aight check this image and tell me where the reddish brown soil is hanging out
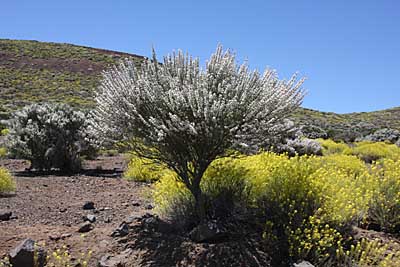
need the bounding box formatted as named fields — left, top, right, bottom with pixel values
left=0, top=156, right=153, bottom=266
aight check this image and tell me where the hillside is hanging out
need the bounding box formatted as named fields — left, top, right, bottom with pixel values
left=0, top=39, right=144, bottom=121
left=1, top=39, right=399, bottom=136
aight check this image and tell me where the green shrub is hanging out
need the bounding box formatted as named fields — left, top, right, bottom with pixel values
left=124, top=155, right=174, bottom=182
left=317, top=139, right=349, bottom=155
left=153, top=157, right=251, bottom=227
left=152, top=151, right=400, bottom=265
left=0, top=147, right=6, bottom=158
left=349, top=141, right=400, bottom=163
left=333, top=238, right=400, bottom=267
left=0, top=128, right=9, bottom=136
left=4, top=103, right=97, bottom=172
left=0, top=167, right=15, bottom=194
left=367, top=159, right=400, bottom=233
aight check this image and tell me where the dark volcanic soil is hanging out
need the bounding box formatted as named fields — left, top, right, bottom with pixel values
left=0, top=156, right=153, bottom=266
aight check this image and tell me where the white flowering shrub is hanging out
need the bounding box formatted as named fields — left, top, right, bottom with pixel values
left=91, top=45, right=305, bottom=220
left=4, top=103, right=96, bottom=172
left=285, top=137, right=322, bottom=156
left=264, top=120, right=322, bottom=156
left=357, top=128, right=400, bottom=144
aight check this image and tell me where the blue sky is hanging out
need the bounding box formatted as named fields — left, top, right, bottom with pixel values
left=1, top=0, right=399, bottom=113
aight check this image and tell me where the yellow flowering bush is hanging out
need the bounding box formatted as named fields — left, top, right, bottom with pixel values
left=151, top=149, right=400, bottom=266
left=348, top=141, right=400, bottom=163
left=153, top=157, right=251, bottom=224
left=333, top=238, right=400, bottom=267
left=317, top=139, right=350, bottom=155
left=45, top=245, right=92, bottom=267
left=368, top=159, right=400, bottom=233
left=315, top=154, right=368, bottom=177
left=0, top=147, right=6, bottom=158
left=123, top=154, right=174, bottom=182
left=0, top=167, right=15, bottom=194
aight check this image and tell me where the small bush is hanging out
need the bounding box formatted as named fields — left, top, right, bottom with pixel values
left=333, top=238, right=400, bottom=267
left=153, top=157, right=251, bottom=227
left=124, top=155, right=174, bottom=182
left=359, top=128, right=400, bottom=144
left=0, top=167, right=15, bottom=194
left=367, top=159, right=400, bottom=233
left=316, top=154, right=368, bottom=177
left=317, top=139, right=349, bottom=155
left=0, top=147, right=6, bottom=158
left=349, top=141, right=400, bottom=163
left=285, top=138, right=323, bottom=156
left=0, top=128, right=9, bottom=136
left=4, top=103, right=97, bottom=172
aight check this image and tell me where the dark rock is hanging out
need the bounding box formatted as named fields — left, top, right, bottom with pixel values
left=131, top=202, right=140, bottom=207
left=83, top=201, right=95, bottom=210
left=111, top=223, right=129, bottom=237
left=78, top=222, right=93, bottom=233
left=59, top=208, right=67, bottom=213
left=84, top=214, right=96, bottom=223
left=9, top=238, right=47, bottom=267
left=49, top=234, right=61, bottom=241
left=145, top=204, right=154, bottom=210
left=0, top=210, right=12, bottom=221
left=189, top=220, right=227, bottom=243
left=124, top=215, right=142, bottom=224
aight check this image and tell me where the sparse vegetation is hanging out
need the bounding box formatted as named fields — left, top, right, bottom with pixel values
left=0, top=167, right=15, bottom=194
left=1, top=39, right=400, bottom=267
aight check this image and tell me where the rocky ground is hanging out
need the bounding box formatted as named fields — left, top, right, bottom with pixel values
left=0, top=156, right=273, bottom=267
left=3, top=156, right=398, bottom=267
left=0, top=156, right=154, bottom=266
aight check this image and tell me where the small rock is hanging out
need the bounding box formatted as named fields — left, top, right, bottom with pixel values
left=61, top=233, right=72, bottom=239
left=9, top=239, right=47, bottom=267
left=145, top=204, right=154, bottom=210
left=0, top=210, right=12, bottom=221
left=189, top=220, right=227, bottom=243
left=104, top=217, right=112, bottom=223
left=131, top=202, right=140, bottom=207
left=111, top=223, right=129, bottom=237
left=124, top=215, right=142, bottom=224
left=294, top=261, right=315, bottom=267
left=59, top=208, right=67, bottom=213
left=84, top=214, right=96, bottom=223
left=83, top=201, right=95, bottom=210
left=49, top=234, right=61, bottom=241
left=78, top=222, right=93, bottom=233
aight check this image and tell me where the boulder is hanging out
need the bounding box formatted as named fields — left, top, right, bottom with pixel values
left=9, top=239, right=47, bottom=267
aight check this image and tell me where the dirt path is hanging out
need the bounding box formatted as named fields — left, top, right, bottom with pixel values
left=0, top=156, right=153, bottom=266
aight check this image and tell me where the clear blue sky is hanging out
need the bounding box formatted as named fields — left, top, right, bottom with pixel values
left=1, top=0, right=399, bottom=113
